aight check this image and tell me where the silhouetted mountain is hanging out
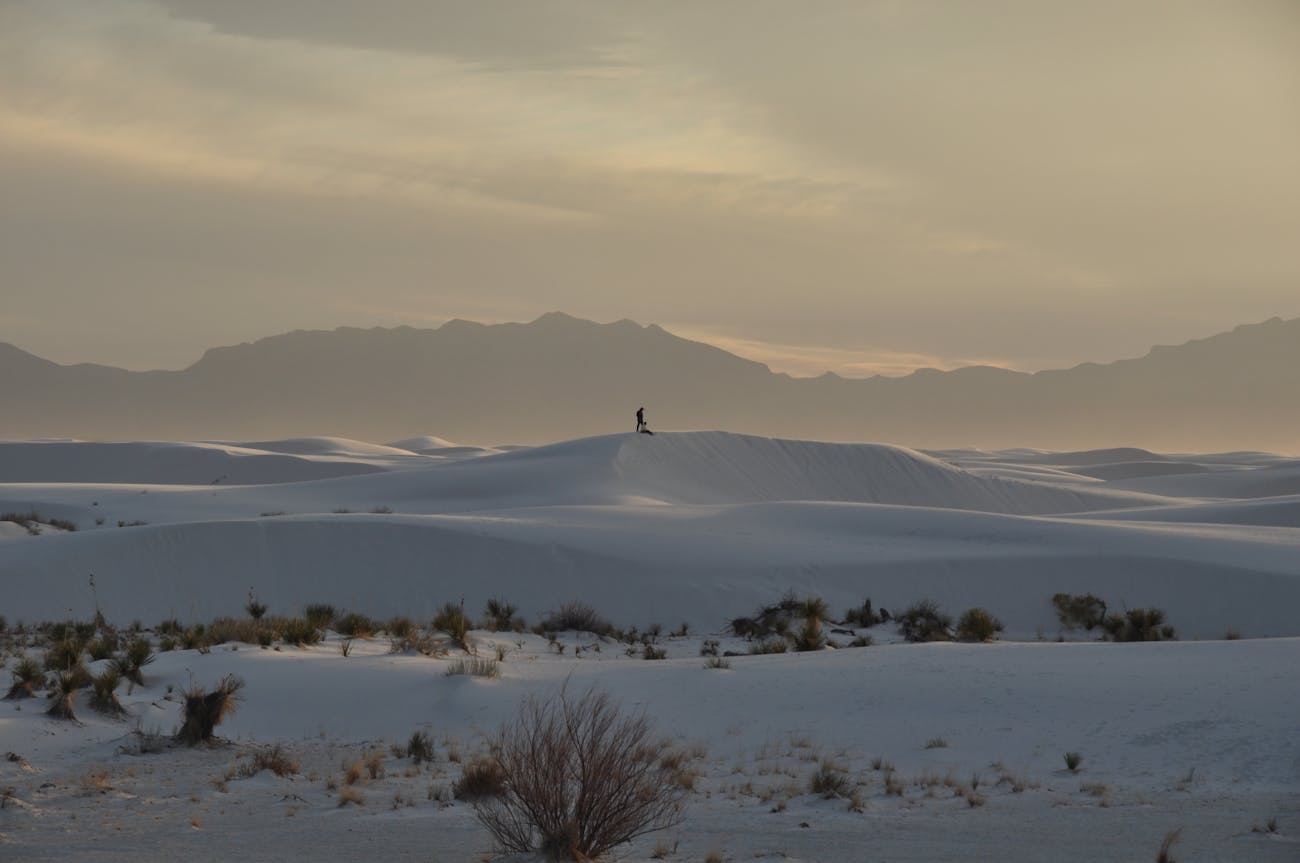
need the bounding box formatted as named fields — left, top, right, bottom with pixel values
left=2, top=312, right=1297, bottom=451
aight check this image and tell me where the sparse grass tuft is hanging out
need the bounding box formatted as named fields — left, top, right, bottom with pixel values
left=897, top=599, right=953, bottom=642
left=749, top=638, right=788, bottom=655
left=539, top=600, right=614, bottom=636
left=481, top=597, right=526, bottom=632
left=5, top=656, right=43, bottom=700
left=703, top=656, right=731, bottom=670
left=808, top=760, right=852, bottom=798
left=924, top=737, right=948, bottom=749
left=303, top=604, right=336, bottom=631
left=453, top=756, right=507, bottom=800
left=445, top=658, right=500, bottom=678
left=406, top=730, right=434, bottom=765
left=1064, top=751, right=1082, bottom=773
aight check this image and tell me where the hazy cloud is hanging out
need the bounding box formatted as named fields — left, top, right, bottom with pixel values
left=1, top=0, right=1297, bottom=373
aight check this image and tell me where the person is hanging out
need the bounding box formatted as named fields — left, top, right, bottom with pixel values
left=635, top=406, right=645, bottom=432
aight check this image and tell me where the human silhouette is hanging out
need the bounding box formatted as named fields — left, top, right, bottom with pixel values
left=635, top=406, right=645, bottom=432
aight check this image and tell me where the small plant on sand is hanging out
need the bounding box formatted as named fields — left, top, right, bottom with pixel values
left=111, top=636, right=156, bottom=688
left=539, top=601, right=614, bottom=636
left=90, top=667, right=127, bottom=717
left=406, top=730, right=434, bottom=765
left=473, top=686, right=685, bottom=860
left=1051, top=593, right=1108, bottom=632
left=5, top=656, right=43, bottom=700
left=481, top=597, right=526, bottom=632
left=279, top=617, right=321, bottom=646
left=247, top=745, right=299, bottom=777
left=924, top=737, right=948, bottom=749
left=453, top=756, right=507, bottom=801
left=47, top=666, right=87, bottom=720
left=303, top=604, right=336, bottom=631
left=704, top=656, right=730, bottom=669
left=843, top=598, right=878, bottom=627
left=897, top=600, right=953, bottom=642
left=433, top=601, right=472, bottom=648
left=1104, top=608, right=1176, bottom=642
left=333, top=612, right=376, bottom=638
left=956, top=607, right=1003, bottom=642
left=749, top=638, right=788, bottom=655
left=809, top=761, right=852, bottom=799
left=1064, top=752, right=1082, bottom=773
left=177, top=675, right=243, bottom=745
left=445, top=658, right=500, bottom=678
left=245, top=588, right=267, bottom=620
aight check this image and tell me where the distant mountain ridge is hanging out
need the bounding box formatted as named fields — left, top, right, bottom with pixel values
left=2, top=312, right=1298, bottom=451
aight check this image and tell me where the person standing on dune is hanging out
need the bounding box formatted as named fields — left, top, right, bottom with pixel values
left=635, top=406, right=645, bottom=433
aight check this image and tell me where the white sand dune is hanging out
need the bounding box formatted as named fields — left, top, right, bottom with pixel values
left=2, top=429, right=1298, bottom=862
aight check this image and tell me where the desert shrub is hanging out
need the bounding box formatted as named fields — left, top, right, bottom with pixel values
left=44, top=638, right=83, bottom=673
left=90, top=667, right=126, bottom=717
left=897, top=600, right=953, bottom=643
left=445, top=658, right=500, bottom=678
left=843, top=598, right=877, bottom=627
left=749, top=639, right=788, bottom=655
left=703, top=657, right=730, bottom=670
left=1103, top=608, right=1176, bottom=642
left=5, top=656, right=43, bottom=699
left=181, top=625, right=210, bottom=651
left=728, top=617, right=762, bottom=639
left=248, top=745, right=299, bottom=777
left=385, top=616, right=415, bottom=638
left=157, top=618, right=184, bottom=636
left=86, top=632, right=119, bottom=661
left=407, top=730, right=434, bottom=765
left=303, top=604, right=336, bottom=631
left=641, top=645, right=667, bottom=660
left=334, top=612, right=376, bottom=638
left=955, top=608, right=1004, bottom=643
left=481, top=597, right=526, bottom=632
left=177, top=675, right=243, bottom=745
left=473, top=687, right=684, bottom=860
left=433, top=601, right=471, bottom=646
left=453, top=757, right=507, bottom=801
left=809, top=761, right=852, bottom=799
left=245, top=590, right=267, bottom=620
left=279, top=617, right=321, bottom=646
left=700, top=639, right=720, bottom=657
left=540, top=601, right=614, bottom=636
left=47, top=665, right=88, bottom=720
left=793, top=617, right=825, bottom=652
left=158, top=636, right=177, bottom=652
left=849, top=635, right=873, bottom=647
left=1064, top=752, right=1082, bottom=773
left=1051, top=593, right=1107, bottom=631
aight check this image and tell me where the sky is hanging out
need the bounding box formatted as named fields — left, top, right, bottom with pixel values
left=1, top=0, right=1298, bottom=377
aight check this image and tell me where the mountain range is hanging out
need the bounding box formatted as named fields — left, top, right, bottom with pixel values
left=2, top=312, right=1297, bottom=451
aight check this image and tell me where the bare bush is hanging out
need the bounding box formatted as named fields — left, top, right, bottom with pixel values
left=1051, top=593, right=1107, bottom=631
left=955, top=607, right=1003, bottom=642
left=540, top=601, right=614, bottom=637
left=474, top=687, right=685, bottom=860
left=897, top=600, right=952, bottom=642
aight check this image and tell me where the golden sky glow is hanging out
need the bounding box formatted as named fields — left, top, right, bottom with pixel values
left=1, top=0, right=1298, bottom=375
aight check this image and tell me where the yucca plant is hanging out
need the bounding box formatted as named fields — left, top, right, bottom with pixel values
left=46, top=664, right=89, bottom=720
left=5, top=656, right=43, bottom=700
left=90, top=667, right=127, bottom=717
left=177, top=675, right=244, bottom=745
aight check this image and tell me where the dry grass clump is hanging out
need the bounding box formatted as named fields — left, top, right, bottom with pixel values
left=924, top=737, right=948, bottom=749
left=177, top=675, right=243, bottom=745
left=333, top=612, right=377, bottom=638
left=250, top=745, right=299, bottom=777
left=481, top=597, right=527, bottom=633
left=1064, top=751, right=1082, bottom=773
left=337, top=785, right=364, bottom=807
left=453, top=756, right=507, bottom=801
left=406, top=730, right=435, bottom=765
left=445, top=658, right=500, bottom=678
left=303, top=604, right=336, bottom=631
left=539, top=600, right=615, bottom=636
left=110, top=636, right=155, bottom=688
left=474, top=687, right=684, bottom=860
left=897, top=600, right=952, bottom=642
left=5, top=656, right=43, bottom=700
left=808, top=760, right=852, bottom=799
